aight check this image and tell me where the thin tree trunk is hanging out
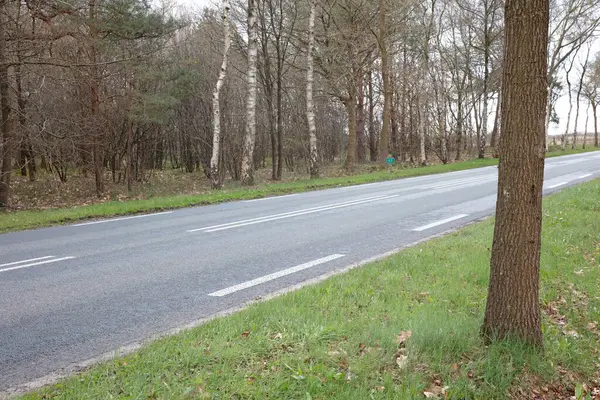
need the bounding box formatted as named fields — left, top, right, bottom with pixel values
left=418, top=95, right=426, bottom=165
left=241, top=0, right=259, bottom=186
left=562, top=61, right=574, bottom=151
left=572, top=49, right=590, bottom=150
left=89, top=0, right=104, bottom=197
left=378, top=0, right=391, bottom=165
left=490, top=92, right=501, bottom=155
left=593, top=102, right=599, bottom=147
left=306, top=0, right=318, bottom=178
left=127, top=122, right=134, bottom=192
left=211, top=0, right=231, bottom=189
left=0, top=1, right=13, bottom=208
left=583, top=103, right=589, bottom=149
left=275, top=43, right=283, bottom=180
left=368, top=71, right=377, bottom=162
left=344, top=90, right=357, bottom=168
left=356, top=72, right=366, bottom=162
left=482, top=0, right=549, bottom=347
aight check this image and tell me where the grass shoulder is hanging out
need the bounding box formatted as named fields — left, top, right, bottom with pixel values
left=19, top=178, right=600, bottom=399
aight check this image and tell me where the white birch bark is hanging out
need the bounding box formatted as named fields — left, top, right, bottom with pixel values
left=211, top=0, right=231, bottom=189
left=241, top=0, right=259, bottom=186
left=306, top=0, right=319, bottom=178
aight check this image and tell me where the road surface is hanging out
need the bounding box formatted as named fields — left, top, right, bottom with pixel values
left=1, top=151, right=599, bottom=392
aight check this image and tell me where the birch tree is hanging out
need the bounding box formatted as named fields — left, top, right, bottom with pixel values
left=306, top=0, right=318, bottom=178
left=211, top=0, right=232, bottom=189
left=241, top=0, right=259, bottom=185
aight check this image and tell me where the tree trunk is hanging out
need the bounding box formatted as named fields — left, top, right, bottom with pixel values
left=368, top=71, right=378, bottom=162
left=482, top=0, right=549, bottom=347
left=127, top=122, right=134, bottom=192
left=0, top=1, right=13, bottom=209
left=562, top=61, right=574, bottom=151
left=356, top=72, right=366, bottom=162
left=275, top=42, right=283, bottom=180
left=377, top=0, right=391, bottom=165
left=490, top=91, right=501, bottom=155
left=89, top=0, right=104, bottom=197
left=307, top=0, right=319, bottom=178
left=241, top=0, right=259, bottom=186
left=344, top=90, right=357, bottom=168
left=583, top=103, right=589, bottom=149
left=593, top=102, right=598, bottom=147
left=211, top=0, right=231, bottom=189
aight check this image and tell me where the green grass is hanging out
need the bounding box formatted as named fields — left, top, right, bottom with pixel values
left=20, top=179, right=600, bottom=399
left=1, top=147, right=597, bottom=233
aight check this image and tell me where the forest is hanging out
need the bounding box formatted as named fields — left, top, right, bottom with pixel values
left=0, top=0, right=599, bottom=209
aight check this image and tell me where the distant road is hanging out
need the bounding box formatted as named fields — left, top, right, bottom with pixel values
left=1, top=150, right=599, bottom=392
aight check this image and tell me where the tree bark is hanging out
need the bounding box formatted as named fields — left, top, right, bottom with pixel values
left=307, top=0, right=318, bottom=178
left=344, top=89, right=357, bottom=168
left=377, top=0, right=391, bottom=165
left=356, top=72, right=366, bottom=162
left=0, top=0, right=13, bottom=208
left=368, top=71, right=378, bottom=162
left=593, top=102, right=599, bottom=147
left=482, top=0, right=549, bottom=347
left=211, top=0, right=231, bottom=189
left=241, top=0, right=259, bottom=186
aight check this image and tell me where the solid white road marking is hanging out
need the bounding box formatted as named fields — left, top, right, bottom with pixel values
left=189, top=195, right=398, bottom=233
left=73, top=211, right=174, bottom=226
left=244, top=193, right=299, bottom=203
left=208, top=254, right=345, bottom=297
left=547, top=182, right=568, bottom=189
left=0, top=256, right=55, bottom=268
left=576, top=173, right=592, bottom=179
left=0, top=256, right=76, bottom=273
left=413, top=214, right=469, bottom=232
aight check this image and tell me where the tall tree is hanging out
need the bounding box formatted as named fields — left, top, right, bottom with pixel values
left=211, top=0, right=232, bottom=189
left=306, top=0, right=318, bottom=178
left=0, top=0, right=12, bottom=208
left=241, top=0, right=259, bottom=185
left=377, top=0, right=391, bottom=165
left=482, top=0, right=549, bottom=346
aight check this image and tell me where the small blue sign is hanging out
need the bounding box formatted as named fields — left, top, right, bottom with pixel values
left=385, top=156, right=395, bottom=165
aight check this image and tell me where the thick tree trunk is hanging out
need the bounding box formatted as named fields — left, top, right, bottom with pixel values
left=211, top=0, right=231, bottom=189
left=0, top=1, right=13, bottom=208
left=482, top=0, right=549, bottom=347
left=377, top=0, right=391, bottom=165
left=306, top=0, right=318, bottom=178
left=241, top=0, right=259, bottom=186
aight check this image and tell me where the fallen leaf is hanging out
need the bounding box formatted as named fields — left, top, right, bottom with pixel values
left=587, top=322, right=597, bottom=330
left=396, top=354, right=408, bottom=369
left=241, top=330, right=250, bottom=338
left=358, top=343, right=367, bottom=356
left=397, top=330, right=412, bottom=346
left=450, top=363, right=460, bottom=372
left=273, top=332, right=283, bottom=339
left=574, top=270, right=584, bottom=276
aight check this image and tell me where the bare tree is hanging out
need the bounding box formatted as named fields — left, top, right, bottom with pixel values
left=241, top=0, right=259, bottom=185
left=306, top=0, right=318, bottom=178
left=572, top=46, right=591, bottom=149
left=211, top=0, right=232, bottom=189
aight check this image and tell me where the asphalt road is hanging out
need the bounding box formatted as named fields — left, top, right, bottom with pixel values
left=1, top=151, right=599, bottom=392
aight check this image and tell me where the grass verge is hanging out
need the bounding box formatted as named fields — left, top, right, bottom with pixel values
left=19, top=179, right=600, bottom=399
left=1, top=147, right=597, bottom=233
